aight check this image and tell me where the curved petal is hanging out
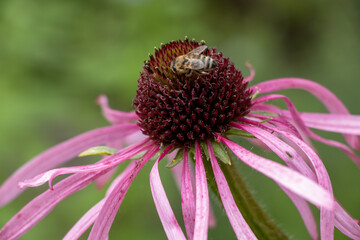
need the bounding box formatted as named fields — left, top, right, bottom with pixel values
left=334, top=203, right=360, bottom=239
left=244, top=118, right=360, bottom=239
left=150, top=146, right=186, bottom=240
left=0, top=124, right=139, bottom=207
left=235, top=122, right=332, bottom=239
left=181, top=148, right=195, bottom=239
left=0, top=170, right=108, bottom=240
left=63, top=200, right=104, bottom=240
left=97, top=95, right=138, bottom=124
left=193, top=142, right=209, bottom=240
left=19, top=139, right=152, bottom=189
left=235, top=123, right=315, bottom=181
left=240, top=118, right=360, bottom=239
left=94, top=137, right=126, bottom=189
left=94, top=167, right=118, bottom=190
left=252, top=104, right=360, bottom=136
left=253, top=94, right=360, bottom=167
left=284, top=112, right=360, bottom=135
left=243, top=62, right=255, bottom=83
left=236, top=123, right=318, bottom=238
left=220, top=136, right=334, bottom=210
left=64, top=159, right=145, bottom=240
left=171, top=153, right=217, bottom=230
left=206, top=141, right=257, bottom=240
left=281, top=187, right=319, bottom=240
left=88, top=147, right=159, bottom=240
left=251, top=78, right=359, bottom=149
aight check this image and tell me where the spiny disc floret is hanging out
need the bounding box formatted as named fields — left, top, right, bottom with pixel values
left=133, top=39, right=253, bottom=147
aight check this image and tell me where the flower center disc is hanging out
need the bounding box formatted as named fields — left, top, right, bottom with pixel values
left=133, top=39, right=253, bottom=147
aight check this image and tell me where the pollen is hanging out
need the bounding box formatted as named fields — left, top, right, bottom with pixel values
left=133, top=39, right=253, bottom=147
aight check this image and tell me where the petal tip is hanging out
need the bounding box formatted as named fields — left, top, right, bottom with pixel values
left=96, top=94, right=107, bottom=106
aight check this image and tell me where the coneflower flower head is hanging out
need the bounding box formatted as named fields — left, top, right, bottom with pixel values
left=0, top=38, right=359, bottom=240
left=134, top=39, right=252, bottom=147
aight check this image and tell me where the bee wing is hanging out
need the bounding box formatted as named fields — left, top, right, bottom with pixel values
left=184, top=58, right=205, bottom=70
left=187, top=45, right=207, bottom=55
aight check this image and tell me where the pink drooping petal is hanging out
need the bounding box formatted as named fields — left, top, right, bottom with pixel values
left=150, top=145, right=186, bottom=240
left=93, top=131, right=147, bottom=189
left=123, top=130, right=148, bottom=146
left=253, top=94, right=360, bottom=167
left=181, top=148, right=195, bottom=239
left=250, top=103, right=313, bottom=146
left=193, top=142, right=209, bottom=240
left=248, top=112, right=302, bottom=139
left=94, top=167, right=118, bottom=189
left=334, top=203, right=360, bottom=239
left=94, top=137, right=126, bottom=189
left=253, top=103, right=360, bottom=136
left=19, top=139, right=152, bottom=189
left=171, top=153, right=216, bottom=230
left=235, top=123, right=315, bottom=181
left=88, top=147, right=159, bottom=240
left=282, top=112, right=360, bottom=135
left=235, top=123, right=318, bottom=238
left=64, top=160, right=144, bottom=240
left=253, top=105, right=360, bottom=155
left=252, top=94, right=311, bottom=134
left=251, top=78, right=359, bottom=149
left=282, top=187, right=319, bottom=240
left=0, top=124, right=139, bottom=207
left=243, top=62, right=255, bottom=83
left=220, top=136, right=334, bottom=210
left=239, top=118, right=339, bottom=239
left=63, top=200, right=104, bottom=240
left=242, top=118, right=360, bottom=239
left=0, top=170, right=109, bottom=240
left=96, top=94, right=138, bottom=124
left=205, top=141, right=257, bottom=240
left=250, top=102, right=283, bottom=114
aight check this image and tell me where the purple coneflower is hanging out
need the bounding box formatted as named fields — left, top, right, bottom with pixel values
left=1, top=38, right=359, bottom=240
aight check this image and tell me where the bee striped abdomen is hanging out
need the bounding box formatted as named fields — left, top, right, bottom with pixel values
left=203, top=55, right=217, bottom=70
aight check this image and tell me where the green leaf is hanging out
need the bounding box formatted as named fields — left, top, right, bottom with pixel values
left=200, top=141, right=210, bottom=160
left=129, top=151, right=147, bottom=160
left=149, top=150, right=162, bottom=162
left=226, top=128, right=256, bottom=138
left=212, top=141, right=231, bottom=165
left=251, top=90, right=260, bottom=100
left=78, top=146, right=118, bottom=157
left=166, top=148, right=183, bottom=168
left=251, top=111, right=279, bottom=117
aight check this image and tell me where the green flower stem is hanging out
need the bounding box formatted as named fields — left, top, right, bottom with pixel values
left=202, top=156, right=289, bottom=240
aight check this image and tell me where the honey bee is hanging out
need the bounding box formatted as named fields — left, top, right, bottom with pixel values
left=170, top=45, right=217, bottom=77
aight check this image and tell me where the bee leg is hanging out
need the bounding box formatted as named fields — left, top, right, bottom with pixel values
left=185, top=70, right=193, bottom=77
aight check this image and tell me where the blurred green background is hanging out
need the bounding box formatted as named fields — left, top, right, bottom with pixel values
left=0, top=0, right=359, bottom=239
